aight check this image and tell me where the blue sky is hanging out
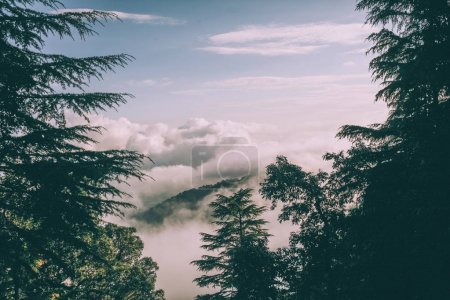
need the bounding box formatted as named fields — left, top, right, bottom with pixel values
left=46, top=0, right=384, bottom=127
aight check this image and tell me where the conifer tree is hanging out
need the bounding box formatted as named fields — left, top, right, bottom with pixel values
left=326, top=0, right=450, bottom=298
left=0, top=0, right=153, bottom=297
left=192, top=189, right=278, bottom=300
left=257, top=1, right=449, bottom=299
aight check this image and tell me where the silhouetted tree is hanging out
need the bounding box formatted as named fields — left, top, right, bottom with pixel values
left=192, top=189, right=278, bottom=300
left=325, top=0, right=450, bottom=298
left=261, top=156, right=347, bottom=299
left=0, top=0, right=156, bottom=297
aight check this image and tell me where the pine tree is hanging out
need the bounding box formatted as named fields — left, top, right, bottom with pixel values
left=326, top=0, right=450, bottom=298
left=0, top=0, right=152, bottom=297
left=192, top=189, right=278, bottom=300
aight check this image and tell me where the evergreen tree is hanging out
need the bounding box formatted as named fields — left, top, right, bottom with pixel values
left=192, top=189, right=278, bottom=300
left=0, top=0, right=155, bottom=297
left=326, top=0, right=450, bottom=298
left=260, top=156, right=346, bottom=300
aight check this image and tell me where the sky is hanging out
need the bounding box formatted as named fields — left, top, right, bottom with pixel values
left=45, top=1, right=388, bottom=299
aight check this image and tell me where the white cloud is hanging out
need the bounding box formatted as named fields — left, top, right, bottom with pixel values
left=54, top=8, right=185, bottom=25
left=67, top=115, right=277, bottom=190
left=199, top=22, right=372, bottom=56
left=67, top=114, right=349, bottom=202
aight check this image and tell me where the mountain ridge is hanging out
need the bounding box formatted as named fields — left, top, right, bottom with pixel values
left=133, top=177, right=248, bottom=227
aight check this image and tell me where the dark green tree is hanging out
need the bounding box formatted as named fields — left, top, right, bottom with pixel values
left=192, top=189, right=278, bottom=300
left=325, top=0, right=450, bottom=298
left=260, top=156, right=347, bottom=300
left=0, top=0, right=157, bottom=298
left=62, top=224, right=165, bottom=300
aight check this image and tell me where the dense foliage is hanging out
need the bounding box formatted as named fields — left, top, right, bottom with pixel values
left=0, top=0, right=163, bottom=298
left=331, top=0, right=450, bottom=298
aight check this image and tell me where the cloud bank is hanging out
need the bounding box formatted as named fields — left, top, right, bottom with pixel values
left=71, top=113, right=384, bottom=299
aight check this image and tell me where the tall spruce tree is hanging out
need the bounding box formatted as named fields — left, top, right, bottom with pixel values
left=192, top=189, right=278, bottom=300
left=326, top=0, right=450, bottom=298
left=0, top=0, right=154, bottom=298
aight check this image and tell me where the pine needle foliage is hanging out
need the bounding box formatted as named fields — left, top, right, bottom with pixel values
left=192, top=189, right=277, bottom=300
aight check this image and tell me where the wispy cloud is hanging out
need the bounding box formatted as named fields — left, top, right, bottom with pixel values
left=342, top=61, right=356, bottom=67
left=203, top=74, right=367, bottom=89
left=199, top=23, right=372, bottom=56
left=54, top=8, right=185, bottom=25
left=128, top=79, right=157, bottom=87
left=127, top=78, right=173, bottom=88
left=200, top=45, right=325, bottom=56
left=173, top=74, right=369, bottom=95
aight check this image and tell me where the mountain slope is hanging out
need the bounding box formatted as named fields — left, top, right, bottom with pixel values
left=133, top=178, right=247, bottom=227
